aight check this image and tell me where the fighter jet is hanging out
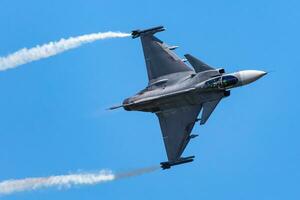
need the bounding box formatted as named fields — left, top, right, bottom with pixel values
left=110, top=26, right=267, bottom=169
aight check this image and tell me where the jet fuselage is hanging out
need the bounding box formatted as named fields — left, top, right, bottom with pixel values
left=123, top=69, right=266, bottom=113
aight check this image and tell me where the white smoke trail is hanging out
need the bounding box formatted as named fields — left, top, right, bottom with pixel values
left=0, top=31, right=130, bottom=71
left=0, top=170, right=114, bottom=195
left=0, top=166, right=159, bottom=196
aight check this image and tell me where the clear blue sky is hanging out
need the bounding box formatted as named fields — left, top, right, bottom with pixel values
left=0, top=0, right=299, bottom=199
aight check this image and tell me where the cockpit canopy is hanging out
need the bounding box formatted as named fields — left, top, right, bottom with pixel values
left=205, top=75, right=238, bottom=89
left=222, top=75, right=238, bottom=87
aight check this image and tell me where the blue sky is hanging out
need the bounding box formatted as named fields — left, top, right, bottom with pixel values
left=0, top=0, right=299, bottom=199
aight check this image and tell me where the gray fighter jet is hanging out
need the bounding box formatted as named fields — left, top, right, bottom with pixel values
left=110, top=26, right=267, bottom=169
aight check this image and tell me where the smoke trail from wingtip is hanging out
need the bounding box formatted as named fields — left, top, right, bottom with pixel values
left=0, top=31, right=130, bottom=71
left=115, top=165, right=160, bottom=180
left=0, top=170, right=115, bottom=195
left=0, top=166, right=160, bottom=196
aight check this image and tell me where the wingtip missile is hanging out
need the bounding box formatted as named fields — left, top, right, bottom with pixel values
left=160, top=156, right=195, bottom=170
left=131, top=26, right=165, bottom=39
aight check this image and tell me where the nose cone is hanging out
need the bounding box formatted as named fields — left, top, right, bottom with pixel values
left=238, top=70, right=267, bottom=85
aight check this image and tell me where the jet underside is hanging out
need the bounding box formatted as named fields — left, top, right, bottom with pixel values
left=110, top=26, right=266, bottom=169
left=124, top=88, right=224, bottom=113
